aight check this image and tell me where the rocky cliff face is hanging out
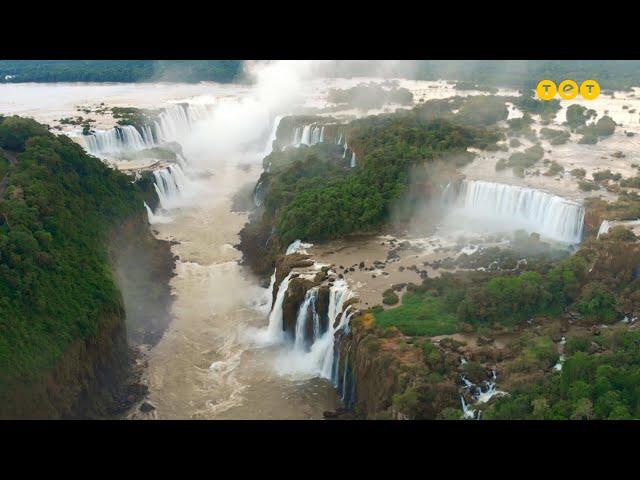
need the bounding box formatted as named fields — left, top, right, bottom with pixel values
left=334, top=316, right=423, bottom=418
left=238, top=210, right=282, bottom=278
left=111, top=213, right=176, bottom=347
left=333, top=316, right=466, bottom=420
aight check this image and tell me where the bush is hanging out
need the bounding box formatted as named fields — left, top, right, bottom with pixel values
left=570, top=168, right=586, bottom=178
left=544, top=161, right=564, bottom=176
left=566, top=104, right=596, bottom=130
left=592, top=170, right=621, bottom=182
left=382, top=289, right=400, bottom=305
left=540, top=127, right=570, bottom=145
left=620, top=177, right=640, bottom=188
left=578, top=180, right=599, bottom=191
left=594, top=116, right=616, bottom=137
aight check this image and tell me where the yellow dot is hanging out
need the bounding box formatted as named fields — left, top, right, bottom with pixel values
left=536, top=80, right=557, bottom=101
left=580, top=80, right=600, bottom=100
left=558, top=79, right=579, bottom=100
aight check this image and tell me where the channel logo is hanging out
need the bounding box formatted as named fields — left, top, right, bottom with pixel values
left=536, top=79, right=600, bottom=101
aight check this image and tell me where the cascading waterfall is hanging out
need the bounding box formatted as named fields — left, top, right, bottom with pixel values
left=292, top=126, right=302, bottom=145
left=144, top=201, right=173, bottom=225
left=84, top=125, right=154, bottom=155
left=268, top=274, right=356, bottom=406
left=597, top=220, right=610, bottom=238
left=320, top=281, right=353, bottom=380
left=300, top=125, right=312, bottom=145
left=152, top=164, right=188, bottom=211
left=449, top=180, right=585, bottom=244
left=84, top=103, right=216, bottom=156
left=292, top=124, right=326, bottom=147
left=265, top=272, right=276, bottom=313
left=460, top=369, right=507, bottom=419
left=264, top=115, right=283, bottom=154
left=265, top=273, right=294, bottom=343
left=285, top=239, right=313, bottom=255
left=153, top=103, right=213, bottom=143
left=311, top=125, right=323, bottom=145
left=350, top=152, right=357, bottom=168
left=253, top=178, right=266, bottom=208
left=293, top=289, right=318, bottom=351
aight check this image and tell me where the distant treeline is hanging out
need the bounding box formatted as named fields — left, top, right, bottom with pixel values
left=0, top=60, right=243, bottom=83
left=3, top=60, right=640, bottom=91
left=415, top=60, right=640, bottom=91
left=322, top=60, right=640, bottom=92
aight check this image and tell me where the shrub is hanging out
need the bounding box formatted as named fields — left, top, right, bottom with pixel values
left=382, top=290, right=400, bottom=305
left=570, top=168, right=586, bottom=178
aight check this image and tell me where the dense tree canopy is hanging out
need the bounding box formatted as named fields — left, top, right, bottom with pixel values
left=0, top=116, right=145, bottom=385
left=0, top=61, right=243, bottom=83
left=261, top=114, right=499, bottom=245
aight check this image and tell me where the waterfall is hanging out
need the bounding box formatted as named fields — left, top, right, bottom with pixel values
left=264, top=115, right=283, bottom=154
left=154, top=103, right=212, bottom=143
left=460, top=369, right=507, bottom=419
left=320, top=281, right=353, bottom=379
left=294, top=289, right=317, bottom=352
left=265, top=272, right=294, bottom=343
left=293, top=124, right=326, bottom=147
left=270, top=277, right=354, bottom=391
left=597, top=220, right=610, bottom=238
left=311, top=125, right=322, bottom=145
left=441, top=181, right=456, bottom=204
left=265, top=272, right=276, bottom=313
left=300, top=125, right=312, bottom=145
left=253, top=178, right=267, bottom=208
left=553, top=336, right=567, bottom=371
left=461, top=396, right=476, bottom=420
left=152, top=164, right=188, bottom=210
left=350, top=152, right=356, bottom=168
left=292, top=126, right=302, bottom=145
left=450, top=180, right=585, bottom=244
left=286, top=239, right=313, bottom=255
left=343, top=142, right=348, bottom=159
left=83, top=103, right=216, bottom=156
left=144, top=202, right=173, bottom=225
left=84, top=125, right=154, bottom=155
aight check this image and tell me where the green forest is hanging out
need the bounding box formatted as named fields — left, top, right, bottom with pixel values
left=0, top=115, right=145, bottom=388
left=260, top=101, right=503, bottom=246
left=0, top=61, right=243, bottom=83
left=412, top=60, right=640, bottom=91
left=487, top=329, right=640, bottom=419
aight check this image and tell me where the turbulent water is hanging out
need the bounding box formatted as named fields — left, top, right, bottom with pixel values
left=140, top=166, right=340, bottom=419
left=132, top=106, right=345, bottom=419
